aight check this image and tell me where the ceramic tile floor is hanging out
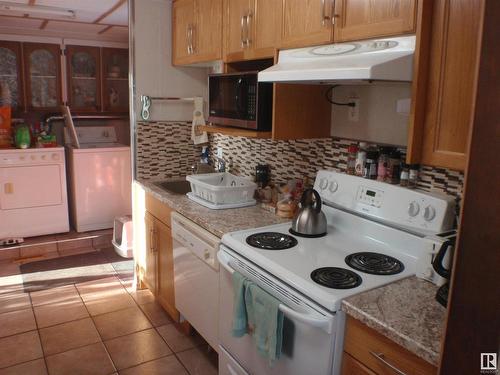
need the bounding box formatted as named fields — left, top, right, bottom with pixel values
left=0, top=248, right=218, bottom=375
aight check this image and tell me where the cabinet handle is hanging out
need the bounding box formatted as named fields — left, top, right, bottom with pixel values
left=190, top=24, right=195, bottom=54
left=331, top=0, right=338, bottom=25
left=321, top=0, right=331, bottom=26
left=186, top=25, right=190, bottom=54
left=149, top=227, right=156, bottom=253
left=369, top=352, right=408, bottom=375
left=245, top=12, right=252, bottom=46
left=240, top=15, right=246, bottom=48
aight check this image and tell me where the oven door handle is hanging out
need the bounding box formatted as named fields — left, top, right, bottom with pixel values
left=217, top=250, right=334, bottom=334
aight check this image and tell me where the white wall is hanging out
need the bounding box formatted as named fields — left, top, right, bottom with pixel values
left=133, top=0, right=209, bottom=122
left=330, top=83, right=411, bottom=146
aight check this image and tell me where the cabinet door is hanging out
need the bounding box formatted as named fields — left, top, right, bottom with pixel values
left=66, top=46, right=101, bottom=112
left=156, top=219, right=180, bottom=321
left=143, top=212, right=157, bottom=294
left=172, top=0, right=195, bottom=65
left=334, top=0, right=417, bottom=42
left=419, top=0, right=481, bottom=170
left=102, top=48, right=129, bottom=112
left=341, top=352, right=377, bottom=375
left=0, top=41, right=24, bottom=111
left=251, top=0, right=282, bottom=58
left=23, top=43, right=62, bottom=111
left=193, top=0, right=222, bottom=62
left=281, top=0, right=333, bottom=49
left=223, top=0, right=253, bottom=58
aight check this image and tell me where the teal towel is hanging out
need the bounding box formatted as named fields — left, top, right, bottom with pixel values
left=232, top=271, right=284, bottom=363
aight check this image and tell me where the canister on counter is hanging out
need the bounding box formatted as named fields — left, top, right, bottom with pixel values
left=355, top=142, right=367, bottom=177
left=400, top=163, right=410, bottom=187
left=386, top=150, right=402, bottom=184
left=408, top=164, right=419, bottom=189
left=365, top=149, right=379, bottom=180
left=346, top=144, right=358, bottom=175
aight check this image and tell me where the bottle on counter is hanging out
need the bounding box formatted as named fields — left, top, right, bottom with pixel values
left=386, top=150, right=402, bottom=184
left=408, top=164, right=419, bottom=189
left=355, top=142, right=368, bottom=177
left=377, top=147, right=391, bottom=182
left=365, top=148, right=379, bottom=179
left=346, top=144, right=358, bottom=175
left=400, top=163, right=410, bottom=187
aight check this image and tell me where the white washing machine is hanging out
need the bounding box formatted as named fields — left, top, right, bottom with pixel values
left=65, top=124, right=132, bottom=233
left=0, top=147, right=69, bottom=239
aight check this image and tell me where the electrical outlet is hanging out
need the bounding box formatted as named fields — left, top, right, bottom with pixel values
left=217, top=147, right=223, bottom=158
left=348, top=98, right=360, bottom=122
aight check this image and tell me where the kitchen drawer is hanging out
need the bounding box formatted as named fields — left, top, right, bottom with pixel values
left=145, top=193, right=172, bottom=227
left=342, top=352, right=377, bottom=375
left=344, top=316, right=437, bottom=375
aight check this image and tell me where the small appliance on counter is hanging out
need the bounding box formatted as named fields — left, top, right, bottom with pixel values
left=290, top=188, right=327, bottom=237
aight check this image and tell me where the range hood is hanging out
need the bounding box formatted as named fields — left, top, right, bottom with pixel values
left=258, top=35, right=415, bottom=84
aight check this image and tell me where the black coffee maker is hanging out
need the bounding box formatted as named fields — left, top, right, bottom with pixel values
left=432, top=234, right=456, bottom=307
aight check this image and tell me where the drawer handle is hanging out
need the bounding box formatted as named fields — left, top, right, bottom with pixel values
left=369, top=351, right=408, bottom=375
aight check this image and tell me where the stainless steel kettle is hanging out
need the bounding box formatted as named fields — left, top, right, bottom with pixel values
left=290, top=189, right=327, bottom=237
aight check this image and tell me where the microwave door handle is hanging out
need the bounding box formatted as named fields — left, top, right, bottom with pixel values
left=218, top=251, right=334, bottom=334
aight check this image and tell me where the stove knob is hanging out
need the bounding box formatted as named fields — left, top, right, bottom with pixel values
left=319, top=178, right=328, bottom=190
left=41, top=155, right=46, bottom=160
left=328, top=180, right=338, bottom=193
left=51, top=153, right=60, bottom=161
left=408, top=201, right=420, bottom=217
left=423, top=205, right=436, bottom=221
left=31, top=155, right=36, bottom=160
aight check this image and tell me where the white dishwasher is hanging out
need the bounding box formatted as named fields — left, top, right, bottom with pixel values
left=171, top=212, right=220, bottom=352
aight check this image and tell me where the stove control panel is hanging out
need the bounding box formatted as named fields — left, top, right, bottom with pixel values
left=315, top=170, right=456, bottom=235
left=0, top=148, right=65, bottom=166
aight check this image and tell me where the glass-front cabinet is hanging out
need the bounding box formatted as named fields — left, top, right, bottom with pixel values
left=0, top=41, right=24, bottom=110
left=102, top=48, right=129, bottom=112
left=23, top=43, right=62, bottom=111
left=66, top=46, right=101, bottom=111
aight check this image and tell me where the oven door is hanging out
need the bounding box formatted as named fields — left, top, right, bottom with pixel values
left=217, top=246, right=337, bottom=375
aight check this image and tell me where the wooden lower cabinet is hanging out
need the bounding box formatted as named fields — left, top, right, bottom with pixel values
left=155, top=218, right=178, bottom=320
left=342, top=316, right=437, bottom=375
left=342, top=352, right=377, bottom=375
left=134, top=185, right=179, bottom=321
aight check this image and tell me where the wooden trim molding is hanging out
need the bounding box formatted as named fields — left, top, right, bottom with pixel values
left=439, top=1, right=500, bottom=373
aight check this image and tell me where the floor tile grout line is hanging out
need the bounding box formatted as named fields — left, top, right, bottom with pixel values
left=27, top=291, right=51, bottom=375
left=73, top=281, right=119, bottom=374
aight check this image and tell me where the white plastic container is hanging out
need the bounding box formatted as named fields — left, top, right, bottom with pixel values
left=186, top=173, right=257, bottom=205
left=112, top=215, right=133, bottom=258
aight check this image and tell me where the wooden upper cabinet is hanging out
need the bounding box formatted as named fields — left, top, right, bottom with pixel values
left=223, top=0, right=282, bottom=62
left=333, top=0, right=417, bottom=42
left=172, top=0, right=222, bottom=65
left=23, top=43, right=62, bottom=111
left=66, top=46, right=101, bottom=112
left=408, top=0, right=481, bottom=171
left=102, top=48, right=129, bottom=112
left=0, top=41, right=24, bottom=111
left=280, top=0, right=334, bottom=49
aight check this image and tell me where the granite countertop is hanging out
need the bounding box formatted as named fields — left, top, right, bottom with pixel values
left=341, top=276, right=447, bottom=366
left=136, top=178, right=287, bottom=238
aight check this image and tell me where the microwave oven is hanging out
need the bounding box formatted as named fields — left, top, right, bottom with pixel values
left=208, top=72, right=273, bottom=131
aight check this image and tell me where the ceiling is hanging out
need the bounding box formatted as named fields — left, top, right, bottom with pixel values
left=0, top=0, right=128, bottom=42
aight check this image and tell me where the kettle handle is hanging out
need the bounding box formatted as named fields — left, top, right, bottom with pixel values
left=432, top=237, right=455, bottom=279
left=300, top=188, right=322, bottom=213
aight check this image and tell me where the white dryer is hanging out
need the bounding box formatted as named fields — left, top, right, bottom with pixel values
left=65, top=123, right=131, bottom=233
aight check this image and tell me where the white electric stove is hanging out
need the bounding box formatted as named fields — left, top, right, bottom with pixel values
left=217, top=171, right=456, bottom=375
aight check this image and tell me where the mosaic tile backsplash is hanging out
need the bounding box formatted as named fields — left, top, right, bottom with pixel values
left=135, top=122, right=464, bottom=200
left=136, top=121, right=198, bottom=179
left=207, top=134, right=464, bottom=199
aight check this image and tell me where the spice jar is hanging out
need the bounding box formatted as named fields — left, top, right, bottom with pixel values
left=400, top=163, right=409, bottom=187
left=386, top=150, right=401, bottom=184
left=346, top=144, right=358, bottom=175
left=408, top=164, right=419, bottom=189
left=377, top=147, right=391, bottom=182
left=355, top=142, right=367, bottom=177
